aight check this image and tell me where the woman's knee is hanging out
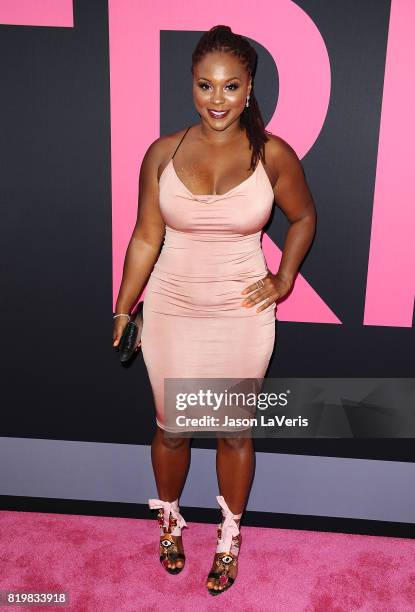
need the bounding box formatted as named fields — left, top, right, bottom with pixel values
left=217, top=435, right=252, bottom=451
left=156, top=426, right=190, bottom=450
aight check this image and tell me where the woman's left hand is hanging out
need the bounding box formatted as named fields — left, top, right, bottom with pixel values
left=241, top=273, right=293, bottom=313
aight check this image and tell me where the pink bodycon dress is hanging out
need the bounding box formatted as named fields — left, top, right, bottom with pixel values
left=140, top=127, right=276, bottom=432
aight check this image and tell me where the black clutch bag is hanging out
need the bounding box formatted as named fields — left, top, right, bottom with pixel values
left=118, top=301, right=144, bottom=363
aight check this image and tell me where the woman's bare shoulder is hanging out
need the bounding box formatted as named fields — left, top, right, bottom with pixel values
left=265, top=133, right=300, bottom=165
left=264, top=133, right=305, bottom=183
left=147, top=127, right=192, bottom=155
left=142, top=127, right=193, bottom=174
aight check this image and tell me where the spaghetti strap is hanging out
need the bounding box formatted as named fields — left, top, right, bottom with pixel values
left=171, top=126, right=191, bottom=159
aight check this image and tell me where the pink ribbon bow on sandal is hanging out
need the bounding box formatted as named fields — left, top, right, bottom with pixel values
left=148, top=498, right=187, bottom=532
left=216, top=495, right=242, bottom=554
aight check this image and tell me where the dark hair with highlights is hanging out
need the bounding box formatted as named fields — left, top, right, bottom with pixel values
left=191, top=25, right=272, bottom=171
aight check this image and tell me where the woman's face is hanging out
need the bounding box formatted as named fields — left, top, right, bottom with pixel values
left=192, top=51, right=252, bottom=131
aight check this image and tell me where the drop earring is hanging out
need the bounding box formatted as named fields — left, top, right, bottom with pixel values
left=245, top=95, right=250, bottom=108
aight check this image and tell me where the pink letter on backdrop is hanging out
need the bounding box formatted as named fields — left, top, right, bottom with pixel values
left=364, top=0, right=415, bottom=328
left=0, top=0, right=73, bottom=27
left=108, top=0, right=339, bottom=323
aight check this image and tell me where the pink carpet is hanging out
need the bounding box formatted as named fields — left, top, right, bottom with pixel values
left=1, top=510, right=415, bottom=611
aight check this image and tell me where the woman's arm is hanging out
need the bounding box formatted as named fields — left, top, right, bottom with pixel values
left=113, top=140, right=166, bottom=343
left=271, top=136, right=317, bottom=285
left=241, top=136, right=317, bottom=312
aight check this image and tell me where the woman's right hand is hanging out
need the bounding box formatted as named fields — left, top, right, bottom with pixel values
left=112, top=315, right=130, bottom=348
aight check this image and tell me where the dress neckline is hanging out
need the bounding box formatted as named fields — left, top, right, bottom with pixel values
left=168, top=158, right=262, bottom=199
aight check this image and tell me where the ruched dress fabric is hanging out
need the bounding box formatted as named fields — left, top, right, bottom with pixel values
left=141, top=151, right=276, bottom=432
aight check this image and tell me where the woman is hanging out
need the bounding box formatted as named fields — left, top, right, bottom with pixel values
left=113, top=25, right=316, bottom=595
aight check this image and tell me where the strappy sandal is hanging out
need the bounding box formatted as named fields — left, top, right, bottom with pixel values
left=148, top=498, right=187, bottom=574
left=207, top=495, right=243, bottom=595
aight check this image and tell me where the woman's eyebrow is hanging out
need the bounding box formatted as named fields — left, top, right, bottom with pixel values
left=198, top=77, right=241, bottom=82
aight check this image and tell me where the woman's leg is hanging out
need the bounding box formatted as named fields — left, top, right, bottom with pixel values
left=206, top=435, right=254, bottom=590
left=216, top=435, right=254, bottom=511
left=150, top=425, right=191, bottom=569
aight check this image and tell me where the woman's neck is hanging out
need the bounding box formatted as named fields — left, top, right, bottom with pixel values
left=197, top=121, right=245, bottom=147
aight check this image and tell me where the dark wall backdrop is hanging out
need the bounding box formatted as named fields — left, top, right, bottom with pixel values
left=1, top=0, right=414, bottom=463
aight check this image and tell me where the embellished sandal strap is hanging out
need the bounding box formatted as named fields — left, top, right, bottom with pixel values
left=159, top=548, right=186, bottom=562
left=166, top=552, right=185, bottom=561
left=216, top=495, right=242, bottom=554
left=159, top=532, right=186, bottom=573
left=148, top=498, right=187, bottom=534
